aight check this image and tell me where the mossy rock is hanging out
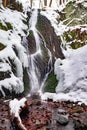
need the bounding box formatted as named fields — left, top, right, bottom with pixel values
left=0, top=22, right=7, bottom=31
left=60, top=0, right=87, bottom=26
left=27, top=30, right=36, bottom=54
left=23, top=68, right=30, bottom=95
left=41, top=43, right=49, bottom=63
left=0, top=42, right=6, bottom=51
left=60, top=0, right=75, bottom=22
left=63, top=32, right=71, bottom=42
left=29, top=30, right=34, bottom=38
left=70, top=41, right=86, bottom=49
left=0, top=22, right=13, bottom=31
left=37, top=13, right=64, bottom=60
left=22, top=19, right=28, bottom=25
left=63, top=29, right=87, bottom=49
left=5, top=22, right=13, bottom=30
left=44, top=71, right=58, bottom=93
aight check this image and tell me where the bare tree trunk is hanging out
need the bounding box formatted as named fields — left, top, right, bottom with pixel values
left=44, top=0, right=47, bottom=6
left=63, top=0, right=65, bottom=3
left=59, top=0, right=62, bottom=5
left=30, top=0, right=32, bottom=8
left=3, top=0, right=7, bottom=7
left=49, top=0, right=52, bottom=7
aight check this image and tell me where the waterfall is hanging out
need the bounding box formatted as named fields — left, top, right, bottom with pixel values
left=25, top=9, right=52, bottom=95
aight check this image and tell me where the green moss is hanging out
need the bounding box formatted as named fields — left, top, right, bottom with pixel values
left=63, top=28, right=87, bottom=49
left=60, top=0, right=87, bottom=26
left=24, top=84, right=30, bottom=94
left=44, top=71, right=58, bottom=93
left=5, top=22, right=13, bottom=30
left=70, top=30, right=76, bottom=39
left=41, top=43, right=49, bottom=63
left=23, top=68, right=30, bottom=95
left=0, top=22, right=7, bottom=31
left=64, top=32, right=71, bottom=42
left=22, top=18, right=28, bottom=25
left=60, top=0, right=75, bottom=22
left=71, top=41, right=86, bottom=49
left=37, top=16, right=43, bottom=34
left=0, top=22, right=13, bottom=31
left=0, top=43, right=6, bottom=51
left=29, top=30, right=34, bottom=38
left=37, top=13, right=50, bottom=43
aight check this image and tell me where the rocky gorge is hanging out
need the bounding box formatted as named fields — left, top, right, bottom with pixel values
left=0, top=0, right=87, bottom=130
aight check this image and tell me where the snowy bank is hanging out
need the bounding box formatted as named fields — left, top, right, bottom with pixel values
left=0, top=7, right=28, bottom=96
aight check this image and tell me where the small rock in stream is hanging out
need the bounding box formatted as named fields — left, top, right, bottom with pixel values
left=56, top=114, right=69, bottom=125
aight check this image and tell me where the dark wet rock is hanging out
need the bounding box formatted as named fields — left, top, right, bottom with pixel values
left=27, top=30, right=36, bottom=54
left=37, top=13, right=65, bottom=61
left=23, top=68, right=30, bottom=95
left=0, top=42, right=6, bottom=51
left=47, top=98, right=53, bottom=102
left=30, top=93, right=41, bottom=100
left=8, top=57, right=17, bottom=77
left=55, top=114, right=69, bottom=125
left=0, top=71, right=11, bottom=80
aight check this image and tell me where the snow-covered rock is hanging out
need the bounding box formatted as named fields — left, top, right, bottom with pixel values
left=0, top=7, right=28, bottom=97
left=9, top=98, right=27, bottom=130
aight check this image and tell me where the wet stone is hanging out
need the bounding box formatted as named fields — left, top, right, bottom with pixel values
left=55, top=114, right=69, bottom=125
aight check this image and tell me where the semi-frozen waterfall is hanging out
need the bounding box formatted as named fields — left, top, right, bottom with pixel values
left=26, top=9, right=52, bottom=94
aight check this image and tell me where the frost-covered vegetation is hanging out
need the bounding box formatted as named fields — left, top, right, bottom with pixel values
left=0, top=6, right=28, bottom=97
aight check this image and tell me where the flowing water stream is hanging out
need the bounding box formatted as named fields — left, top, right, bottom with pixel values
left=23, top=9, right=52, bottom=95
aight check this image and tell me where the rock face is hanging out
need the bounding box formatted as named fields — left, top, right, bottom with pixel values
left=37, top=13, right=65, bottom=62
left=27, top=30, right=36, bottom=54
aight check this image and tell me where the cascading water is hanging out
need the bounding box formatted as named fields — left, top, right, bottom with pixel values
left=23, top=9, right=52, bottom=95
